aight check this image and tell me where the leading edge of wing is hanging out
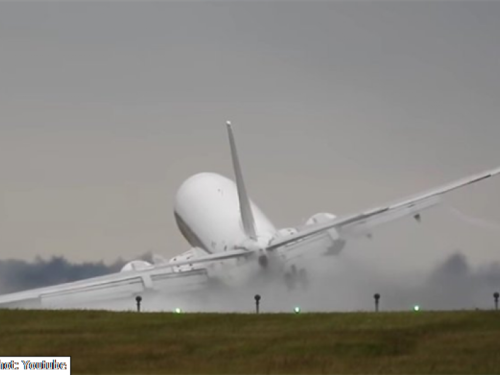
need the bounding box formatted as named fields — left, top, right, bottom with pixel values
left=0, top=249, right=253, bottom=305
left=267, top=164, right=500, bottom=250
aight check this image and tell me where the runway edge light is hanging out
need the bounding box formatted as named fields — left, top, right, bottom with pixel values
left=413, top=305, right=420, bottom=312
left=294, top=306, right=301, bottom=314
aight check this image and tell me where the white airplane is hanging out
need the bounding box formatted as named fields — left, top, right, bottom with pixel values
left=0, top=121, right=499, bottom=309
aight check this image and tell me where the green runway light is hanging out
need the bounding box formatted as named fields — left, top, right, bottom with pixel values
left=413, top=305, right=420, bottom=312
left=294, top=306, right=301, bottom=314
left=174, top=308, right=182, bottom=314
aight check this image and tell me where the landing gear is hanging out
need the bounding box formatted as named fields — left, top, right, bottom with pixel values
left=258, top=255, right=269, bottom=268
left=298, top=268, right=309, bottom=290
left=284, top=272, right=294, bottom=290
left=284, top=266, right=309, bottom=291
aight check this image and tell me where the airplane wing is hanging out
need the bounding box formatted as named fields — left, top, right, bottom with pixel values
left=3, top=159, right=499, bottom=309
left=0, top=249, right=252, bottom=309
left=267, top=165, right=500, bottom=251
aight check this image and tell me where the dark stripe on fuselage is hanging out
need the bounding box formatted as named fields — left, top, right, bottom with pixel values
left=174, top=210, right=213, bottom=254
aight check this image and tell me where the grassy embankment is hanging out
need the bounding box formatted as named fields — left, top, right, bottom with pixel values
left=1, top=309, right=499, bottom=373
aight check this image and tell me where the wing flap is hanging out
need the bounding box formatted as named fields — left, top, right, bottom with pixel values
left=341, top=196, right=440, bottom=236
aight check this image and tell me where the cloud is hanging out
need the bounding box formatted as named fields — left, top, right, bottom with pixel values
left=0, top=254, right=159, bottom=294
left=416, top=251, right=500, bottom=310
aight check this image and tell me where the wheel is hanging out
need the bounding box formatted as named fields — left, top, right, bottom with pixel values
left=298, top=268, right=309, bottom=290
left=284, top=272, right=296, bottom=291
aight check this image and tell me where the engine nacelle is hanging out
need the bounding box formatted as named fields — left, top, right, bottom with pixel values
left=120, top=260, right=152, bottom=273
left=305, top=212, right=337, bottom=226
left=305, top=212, right=346, bottom=255
left=168, top=247, right=205, bottom=273
left=276, top=227, right=299, bottom=238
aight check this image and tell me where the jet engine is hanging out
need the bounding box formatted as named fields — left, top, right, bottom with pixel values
left=276, top=227, right=299, bottom=237
left=168, top=247, right=205, bottom=273
left=305, top=212, right=345, bottom=255
left=120, top=260, right=152, bottom=272
left=305, top=212, right=337, bottom=225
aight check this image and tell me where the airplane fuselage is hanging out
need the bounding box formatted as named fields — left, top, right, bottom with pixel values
left=174, top=173, right=276, bottom=255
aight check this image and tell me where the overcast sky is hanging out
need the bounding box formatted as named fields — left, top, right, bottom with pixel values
left=1, top=1, right=500, bottom=275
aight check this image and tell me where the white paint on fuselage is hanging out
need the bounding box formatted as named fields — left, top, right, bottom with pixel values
left=174, top=173, right=277, bottom=254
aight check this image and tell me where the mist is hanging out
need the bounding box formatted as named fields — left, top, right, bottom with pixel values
left=183, top=250, right=500, bottom=313
left=1, top=249, right=499, bottom=313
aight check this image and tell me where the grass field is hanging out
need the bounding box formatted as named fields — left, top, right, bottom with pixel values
left=1, top=309, right=500, bottom=374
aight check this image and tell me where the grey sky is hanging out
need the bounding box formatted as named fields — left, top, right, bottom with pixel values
left=1, top=1, right=500, bottom=276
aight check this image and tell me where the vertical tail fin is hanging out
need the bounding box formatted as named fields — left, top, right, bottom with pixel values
left=226, top=121, right=257, bottom=240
